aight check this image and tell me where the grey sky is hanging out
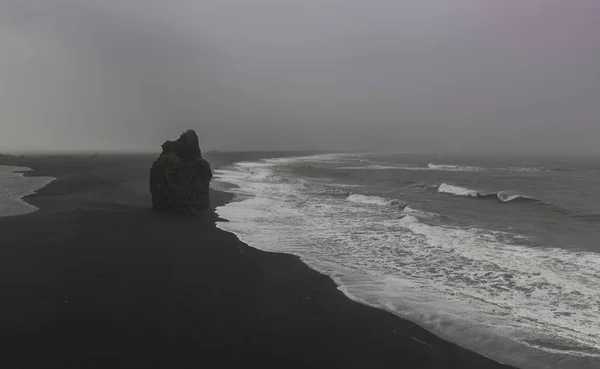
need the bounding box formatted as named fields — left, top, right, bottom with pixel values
left=1, top=0, right=599, bottom=153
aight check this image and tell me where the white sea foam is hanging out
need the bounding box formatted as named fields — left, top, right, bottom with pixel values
left=346, top=194, right=404, bottom=207
left=213, top=156, right=600, bottom=368
left=394, top=216, right=600, bottom=356
left=0, top=165, right=55, bottom=217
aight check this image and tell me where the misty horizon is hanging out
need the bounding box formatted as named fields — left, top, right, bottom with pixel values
left=1, top=0, right=599, bottom=154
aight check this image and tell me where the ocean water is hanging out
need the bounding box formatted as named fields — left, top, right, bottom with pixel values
left=0, top=165, right=55, bottom=217
left=213, top=153, right=600, bottom=369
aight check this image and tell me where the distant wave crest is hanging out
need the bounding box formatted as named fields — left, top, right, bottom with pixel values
left=428, top=163, right=482, bottom=172
left=429, top=163, right=549, bottom=173
left=437, top=183, right=536, bottom=203
left=347, top=194, right=405, bottom=207
left=336, top=165, right=414, bottom=170
left=495, top=191, right=532, bottom=203
left=339, top=163, right=546, bottom=173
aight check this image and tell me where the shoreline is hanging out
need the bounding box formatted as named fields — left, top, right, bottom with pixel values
left=0, top=164, right=56, bottom=217
left=213, top=159, right=522, bottom=367
left=0, top=153, right=517, bottom=368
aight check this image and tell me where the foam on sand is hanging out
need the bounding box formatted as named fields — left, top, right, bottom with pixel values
left=0, top=166, right=55, bottom=217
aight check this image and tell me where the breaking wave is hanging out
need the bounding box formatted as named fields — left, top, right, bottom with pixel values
left=402, top=206, right=440, bottom=219
left=437, top=183, right=480, bottom=197
left=346, top=194, right=405, bottom=207
left=337, top=163, right=547, bottom=173
left=428, top=163, right=482, bottom=172
left=437, top=183, right=536, bottom=203
left=407, top=182, right=432, bottom=189
left=496, top=191, right=533, bottom=203
left=429, top=163, right=547, bottom=173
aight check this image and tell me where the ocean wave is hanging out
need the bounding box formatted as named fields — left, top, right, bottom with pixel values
left=398, top=214, right=421, bottom=227
left=429, top=163, right=549, bottom=173
left=264, top=153, right=374, bottom=166
left=548, top=167, right=579, bottom=172
left=235, top=161, right=276, bottom=168
left=407, top=182, right=430, bottom=189
left=335, top=165, right=416, bottom=170
left=402, top=206, right=440, bottom=218
left=437, top=183, right=536, bottom=203
left=507, top=167, right=546, bottom=173
left=249, top=154, right=557, bottom=174
left=338, top=163, right=546, bottom=173
left=571, top=213, right=600, bottom=222
left=214, top=159, right=600, bottom=365
left=428, top=163, right=482, bottom=172
left=346, top=194, right=405, bottom=207
left=437, top=183, right=480, bottom=197
left=495, top=191, right=533, bottom=203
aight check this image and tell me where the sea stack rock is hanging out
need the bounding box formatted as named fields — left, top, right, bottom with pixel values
left=149, top=130, right=213, bottom=215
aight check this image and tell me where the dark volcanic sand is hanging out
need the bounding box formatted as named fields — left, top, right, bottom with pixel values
left=0, top=154, right=517, bottom=369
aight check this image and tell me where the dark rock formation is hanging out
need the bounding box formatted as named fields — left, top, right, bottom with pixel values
left=149, top=130, right=213, bottom=215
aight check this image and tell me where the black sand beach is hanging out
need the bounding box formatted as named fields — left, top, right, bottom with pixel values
left=0, top=153, right=517, bottom=369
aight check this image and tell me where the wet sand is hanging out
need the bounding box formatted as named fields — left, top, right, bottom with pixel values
left=0, top=153, right=516, bottom=368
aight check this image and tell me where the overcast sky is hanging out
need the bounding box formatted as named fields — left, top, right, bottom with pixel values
left=1, top=0, right=599, bottom=153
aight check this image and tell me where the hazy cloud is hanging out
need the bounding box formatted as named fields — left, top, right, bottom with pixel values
left=1, top=0, right=599, bottom=153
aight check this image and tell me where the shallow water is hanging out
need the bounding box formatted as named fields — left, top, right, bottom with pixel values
left=0, top=165, right=55, bottom=217
left=213, top=153, right=600, bottom=369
